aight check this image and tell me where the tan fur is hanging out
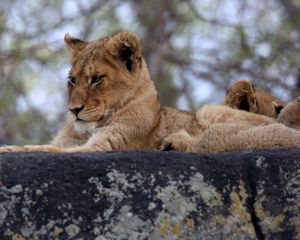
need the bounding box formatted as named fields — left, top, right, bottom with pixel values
left=161, top=104, right=300, bottom=153
left=161, top=122, right=300, bottom=153
left=197, top=105, right=275, bottom=126
left=0, top=32, right=201, bottom=153
left=277, top=96, right=300, bottom=130
left=225, top=80, right=257, bottom=113
left=225, top=80, right=285, bottom=118
left=160, top=82, right=300, bottom=153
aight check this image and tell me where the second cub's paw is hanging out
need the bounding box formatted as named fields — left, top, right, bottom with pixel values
left=161, top=139, right=175, bottom=151
left=160, top=130, right=194, bottom=152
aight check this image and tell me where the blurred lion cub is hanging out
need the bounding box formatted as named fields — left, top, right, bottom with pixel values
left=161, top=104, right=300, bottom=153
left=161, top=81, right=300, bottom=153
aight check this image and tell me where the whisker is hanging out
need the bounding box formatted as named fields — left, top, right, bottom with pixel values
left=84, top=107, right=102, bottom=113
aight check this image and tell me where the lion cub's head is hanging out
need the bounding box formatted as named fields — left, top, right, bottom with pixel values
left=225, top=80, right=285, bottom=118
left=64, top=32, right=149, bottom=132
left=225, top=80, right=257, bottom=113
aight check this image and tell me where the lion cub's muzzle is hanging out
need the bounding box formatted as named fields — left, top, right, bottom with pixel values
left=69, top=105, right=84, bottom=118
left=69, top=104, right=107, bottom=122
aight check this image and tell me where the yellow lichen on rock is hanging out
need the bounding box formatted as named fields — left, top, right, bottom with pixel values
left=269, top=214, right=284, bottom=231
left=254, top=201, right=285, bottom=233
left=158, top=217, right=185, bottom=237
left=12, top=233, right=26, bottom=240
left=54, top=226, right=64, bottom=237
left=254, top=202, right=268, bottom=219
left=4, top=228, right=14, bottom=237
left=186, top=218, right=195, bottom=228
left=238, top=181, right=248, bottom=205
left=210, top=198, right=221, bottom=207
left=159, top=217, right=171, bottom=235
left=4, top=229, right=26, bottom=240
left=212, top=214, right=226, bottom=225
left=230, top=191, right=256, bottom=236
left=295, top=224, right=300, bottom=240
left=171, top=223, right=182, bottom=236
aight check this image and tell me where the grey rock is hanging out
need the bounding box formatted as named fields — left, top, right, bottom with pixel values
left=0, top=149, right=299, bottom=239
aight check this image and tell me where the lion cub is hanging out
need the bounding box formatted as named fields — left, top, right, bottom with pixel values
left=225, top=80, right=285, bottom=118
left=0, top=32, right=201, bottom=152
left=161, top=80, right=300, bottom=153
left=161, top=106, right=300, bottom=153
left=161, top=84, right=300, bottom=153
left=225, top=80, right=300, bottom=130
left=162, top=80, right=300, bottom=152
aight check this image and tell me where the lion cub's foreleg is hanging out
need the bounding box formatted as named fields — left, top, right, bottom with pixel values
left=0, top=126, right=135, bottom=153
left=161, top=129, right=199, bottom=152
left=0, top=144, right=99, bottom=153
left=0, top=145, right=84, bottom=153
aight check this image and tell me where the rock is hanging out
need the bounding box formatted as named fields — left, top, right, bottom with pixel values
left=0, top=149, right=299, bottom=239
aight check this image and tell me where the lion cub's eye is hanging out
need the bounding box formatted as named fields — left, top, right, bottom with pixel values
left=68, top=76, right=77, bottom=86
left=90, top=75, right=105, bottom=86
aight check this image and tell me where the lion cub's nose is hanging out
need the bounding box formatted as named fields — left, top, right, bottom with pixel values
left=69, top=105, right=84, bottom=117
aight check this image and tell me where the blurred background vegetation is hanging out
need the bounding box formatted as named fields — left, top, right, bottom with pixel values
left=1, top=0, right=300, bottom=145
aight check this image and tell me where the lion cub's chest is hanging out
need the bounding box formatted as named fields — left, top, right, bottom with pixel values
left=74, top=121, right=99, bottom=137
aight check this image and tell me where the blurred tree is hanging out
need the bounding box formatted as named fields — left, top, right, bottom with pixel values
left=184, top=0, right=300, bottom=100
left=1, top=0, right=300, bottom=145
left=278, top=0, right=300, bottom=97
left=130, top=0, right=195, bottom=107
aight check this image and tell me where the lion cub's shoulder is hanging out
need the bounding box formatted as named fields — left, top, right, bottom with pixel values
left=277, top=96, right=300, bottom=130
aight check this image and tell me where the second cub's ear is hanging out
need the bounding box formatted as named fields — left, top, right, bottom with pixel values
left=106, top=32, right=142, bottom=72
left=64, top=33, right=88, bottom=54
left=272, top=101, right=284, bottom=115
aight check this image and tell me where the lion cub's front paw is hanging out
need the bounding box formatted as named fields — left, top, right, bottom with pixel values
left=160, top=130, right=195, bottom=152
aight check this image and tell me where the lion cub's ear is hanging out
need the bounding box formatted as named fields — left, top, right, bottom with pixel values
left=64, top=33, right=88, bottom=55
left=272, top=101, right=284, bottom=115
left=106, top=32, right=142, bottom=72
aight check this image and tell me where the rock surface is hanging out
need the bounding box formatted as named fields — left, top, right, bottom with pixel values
left=0, top=149, right=299, bottom=240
